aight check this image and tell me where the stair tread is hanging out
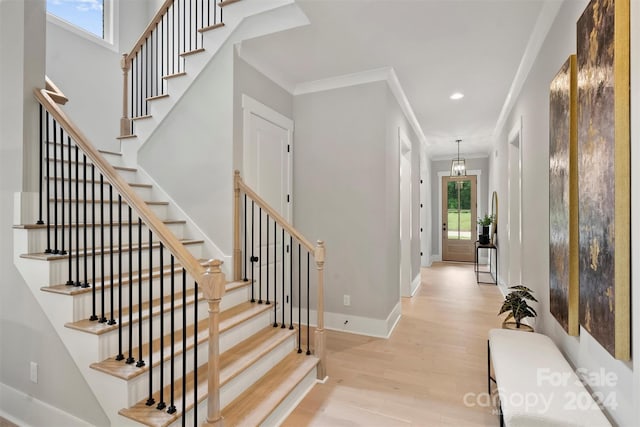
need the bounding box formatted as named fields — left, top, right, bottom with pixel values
left=20, top=238, right=203, bottom=261
left=219, top=0, right=242, bottom=7
left=117, top=134, right=138, bottom=140
left=46, top=177, right=152, bottom=189
left=13, top=218, right=186, bottom=230
left=162, top=72, right=186, bottom=80
left=98, top=149, right=122, bottom=156
left=65, top=287, right=200, bottom=336
left=47, top=198, right=168, bottom=205
left=146, top=94, right=169, bottom=102
left=132, top=115, right=153, bottom=121
left=40, top=260, right=219, bottom=294
left=197, top=22, right=224, bottom=33
left=222, top=352, right=319, bottom=426
left=92, top=319, right=291, bottom=383
left=180, top=48, right=205, bottom=57
left=119, top=351, right=313, bottom=427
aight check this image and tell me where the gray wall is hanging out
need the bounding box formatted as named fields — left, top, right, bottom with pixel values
left=430, top=156, right=490, bottom=257
left=491, top=0, right=639, bottom=424
left=293, top=81, right=400, bottom=320
left=0, top=1, right=108, bottom=424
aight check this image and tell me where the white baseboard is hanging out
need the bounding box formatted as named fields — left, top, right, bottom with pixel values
left=410, top=274, right=421, bottom=296
left=0, top=382, right=93, bottom=427
left=430, top=254, right=442, bottom=263
left=298, top=301, right=402, bottom=338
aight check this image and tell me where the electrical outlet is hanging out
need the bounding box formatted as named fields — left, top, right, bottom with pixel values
left=30, top=362, right=38, bottom=384
left=343, top=294, right=351, bottom=306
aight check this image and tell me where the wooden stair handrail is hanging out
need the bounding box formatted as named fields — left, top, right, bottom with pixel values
left=123, top=0, right=174, bottom=66
left=35, top=88, right=206, bottom=284
left=234, top=171, right=314, bottom=253
left=45, top=76, right=68, bottom=105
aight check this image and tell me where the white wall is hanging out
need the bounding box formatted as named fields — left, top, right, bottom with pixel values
left=493, top=0, right=638, bottom=425
left=0, top=1, right=109, bottom=425
left=46, top=0, right=155, bottom=152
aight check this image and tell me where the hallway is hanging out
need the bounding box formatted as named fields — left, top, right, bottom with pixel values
left=283, top=262, right=505, bottom=426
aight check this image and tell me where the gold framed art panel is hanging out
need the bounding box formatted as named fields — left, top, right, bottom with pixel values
left=549, top=55, right=579, bottom=336
left=576, top=0, right=630, bottom=360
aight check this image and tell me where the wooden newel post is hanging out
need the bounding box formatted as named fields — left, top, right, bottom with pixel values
left=233, top=171, right=242, bottom=281
left=120, top=53, right=131, bottom=137
left=314, top=241, right=327, bottom=380
left=201, top=260, right=226, bottom=427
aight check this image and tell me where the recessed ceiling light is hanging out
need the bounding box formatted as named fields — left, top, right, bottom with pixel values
left=450, top=92, right=464, bottom=100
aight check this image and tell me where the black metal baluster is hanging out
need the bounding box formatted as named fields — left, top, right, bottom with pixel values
left=82, top=155, right=89, bottom=288
left=306, top=252, right=311, bottom=355
left=243, top=194, right=247, bottom=281
left=137, top=217, right=145, bottom=367
left=37, top=105, right=44, bottom=225
left=146, top=229, right=155, bottom=406
left=219, top=0, right=222, bottom=24
left=108, top=185, right=116, bottom=325
left=182, top=0, right=185, bottom=55
left=297, top=244, right=302, bottom=353
left=90, top=164, right=98, bottom=321
left=281, top=228, right=285, bottom=328
left=157, top=243, right=166, bottom=409
left=167, top=255, right=177, bottom=414
left=188, top=0, right=191, bottom=53
left=116, top=195, right=124, bottom=361
left=130, top=58, right=134, bottom=131
left=181, top=268, right=187, bottom=425
left=59, top=129, right=67, bottom=259
left=258, top=207, right=262, bottom=304
left=126, top=206, right=135, bottom=364
left=177, top=0, right=180, bottom=71
left=74, top=142, right=80, bottom=286
left=251, top=200, right=255, bottom=302
left=193, top=280, right=198, bottom=425
left=266, top=214, right=270, bottom=305
left=52, top=120, right=59, bottom=254
left=45, top=112, right=51, bottom=253
left=289, top=236, right=293, bottom=330
left=99, top=175, right=106, bottom=323
left=172, top=3, right=175, bottom=75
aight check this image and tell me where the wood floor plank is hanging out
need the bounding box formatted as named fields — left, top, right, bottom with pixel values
left=282, top=262, right=504, bottom=426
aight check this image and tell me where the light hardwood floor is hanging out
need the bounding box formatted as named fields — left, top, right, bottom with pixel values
left=283, top=262, right=504, bottom=426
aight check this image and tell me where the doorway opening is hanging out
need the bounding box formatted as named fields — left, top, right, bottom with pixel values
left=400, top=131, right=413, bottom=297
left=507, top=119, right=523, bottom=286
left=442, top=175, right=477, bottom=262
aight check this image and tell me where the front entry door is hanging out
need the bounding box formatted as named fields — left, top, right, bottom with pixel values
left=442, top=176, right=477, bottom=262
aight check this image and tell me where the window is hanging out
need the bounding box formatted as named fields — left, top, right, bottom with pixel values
left=47, top=0, right=111, bottom=41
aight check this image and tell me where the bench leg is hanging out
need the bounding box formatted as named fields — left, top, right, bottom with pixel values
left=487, top=340, right=491, bottom=394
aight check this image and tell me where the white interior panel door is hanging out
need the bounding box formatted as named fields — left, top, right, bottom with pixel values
left=242, top=95, right=293, bottom=315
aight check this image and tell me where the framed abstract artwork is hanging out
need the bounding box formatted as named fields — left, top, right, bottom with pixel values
left=549, top=55, right=578, bottom=336
left=576, top=0, right=630, bottom=360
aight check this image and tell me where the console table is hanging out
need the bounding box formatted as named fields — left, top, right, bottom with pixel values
left=475, top=242, right=497, bottom=285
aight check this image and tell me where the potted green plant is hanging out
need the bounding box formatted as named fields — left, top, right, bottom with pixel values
left=498, top=285, right=537, bottom=331
left=477, top=214, right=494, bottom=244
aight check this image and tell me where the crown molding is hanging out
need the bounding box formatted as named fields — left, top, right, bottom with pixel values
left=430, top=152, right=490, bottom=162
left=492, top=0, right=562, bottom=140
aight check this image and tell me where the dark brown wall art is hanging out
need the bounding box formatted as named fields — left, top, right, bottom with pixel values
left=549, top=55, right=578, bottom=336
left=576, top=0, right=630, bottom=360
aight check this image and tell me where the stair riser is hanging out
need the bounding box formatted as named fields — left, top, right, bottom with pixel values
left=20, top=222, right=185, bottom=254
left=220, top=309, right=272, bottom=355
left=262, top=362, right=318, bottom=427
left=43, top=201, right=168, bottom=223
left=45, top=180, right=152, bottom=201
left=220, top=334, right=297, bottom=409
left=68, top=275, right=200, bottom=322
left=96, top=299, right=209, bottom=361
left=41, top=242, right=203, bottom=285
left=126, top=341, right=209, bottom=407
left=220, top=284, right=251, bottom=312
left=44, top=158, right=139, bottom=182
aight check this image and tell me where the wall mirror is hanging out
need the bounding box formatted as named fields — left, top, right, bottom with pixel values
left=491, top=191, right=498, bottom=244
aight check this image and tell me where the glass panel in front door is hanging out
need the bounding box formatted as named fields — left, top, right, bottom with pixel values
left=447, top=179, right=472, bottom=240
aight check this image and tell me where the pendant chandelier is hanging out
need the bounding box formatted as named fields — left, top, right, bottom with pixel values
left=450, top=139, right=466, bottom=176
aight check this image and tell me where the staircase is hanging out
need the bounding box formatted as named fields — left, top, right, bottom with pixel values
left=12, top=1, right=325, bottom=426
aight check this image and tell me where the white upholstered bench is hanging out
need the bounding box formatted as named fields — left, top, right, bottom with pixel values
left=488, top=329, right=611, bottom=427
